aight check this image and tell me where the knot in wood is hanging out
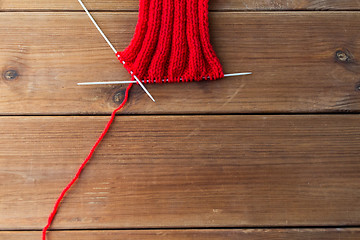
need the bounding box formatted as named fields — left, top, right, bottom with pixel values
left=113, top=90, right=125, bottom=104
left=356, top=82, right=360, bottom=92
left=335, top=50, right=350, bottom=62
left=3, top=70, right=18, bottom=81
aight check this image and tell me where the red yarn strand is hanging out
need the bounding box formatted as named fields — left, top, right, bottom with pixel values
left=42, top=83, right=133, bottom=240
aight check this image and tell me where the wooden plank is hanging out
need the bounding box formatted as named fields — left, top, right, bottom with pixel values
left=0, top=115, right=359, bottom=229
left=1, top=229, right=360, bottom=240
left=1, top=0, right=359, bottom=11
left=1, top=12, right=360, bottom=115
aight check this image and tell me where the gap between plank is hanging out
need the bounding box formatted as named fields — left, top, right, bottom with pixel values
left=0, top=10, right=360, bottom=13
left=0, top=112, right=359, bottom=117
left=2, top=226, right=360, bottom=232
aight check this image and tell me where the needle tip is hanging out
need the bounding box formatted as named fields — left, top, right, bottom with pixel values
left=149, top=96, right=156, bottom=102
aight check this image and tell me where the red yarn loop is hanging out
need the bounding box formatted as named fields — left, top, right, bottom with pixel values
left=42, top=84, right=133, bottom=240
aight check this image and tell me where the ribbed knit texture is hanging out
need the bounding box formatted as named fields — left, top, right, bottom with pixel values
left=117, top=0, right=224, bottom=83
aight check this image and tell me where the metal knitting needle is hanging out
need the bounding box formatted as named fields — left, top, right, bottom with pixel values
left=77, top=72, right=253, bottom=85
left=77, top=0, right=155, bottom=102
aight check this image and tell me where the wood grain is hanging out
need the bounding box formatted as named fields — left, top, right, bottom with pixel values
left=1, top=0, right=359, bottom=11
left=0, top=115, right=359, bottom=229
left=1, top=229, right=360, bottom=240
left=1, top=12, right=359, bottom=115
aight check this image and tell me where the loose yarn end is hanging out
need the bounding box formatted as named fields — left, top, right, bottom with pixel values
left=42, top=83, right=133, bottom=240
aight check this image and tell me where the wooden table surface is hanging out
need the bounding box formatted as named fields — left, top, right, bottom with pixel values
left=1, top=0, right=360, bottom=239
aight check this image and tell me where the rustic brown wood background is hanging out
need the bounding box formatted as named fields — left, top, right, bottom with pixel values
left=1, top=0, right=360, bottom=239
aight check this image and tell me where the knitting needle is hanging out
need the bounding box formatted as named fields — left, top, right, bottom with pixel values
left=77, top=72, right=252, bottom=85
left=77, top=0, right=155, bottom=102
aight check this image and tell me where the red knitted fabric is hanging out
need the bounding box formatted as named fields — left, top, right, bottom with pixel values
left=116, top=0, right=224, bottom=83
